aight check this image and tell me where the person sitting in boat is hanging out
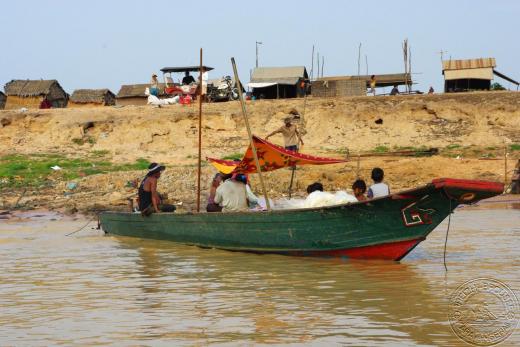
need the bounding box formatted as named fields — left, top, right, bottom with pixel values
left=367, top=168, right=390, bottom=199
left=265, top=116, right=304, bottom=152
left=234, top=173, right=259, bottom=208
left=352, top=179, right=367, bottom=201
left=207, top=173, right=223, bottom=212
left=138, top=163, right=176, bottom=216
left=306, top=182, right=324, bottom=194
left=214, top=173, right=256, bottom=212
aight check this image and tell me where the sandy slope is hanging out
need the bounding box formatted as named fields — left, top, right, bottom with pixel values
left=1, top=91, right=519, bottom=212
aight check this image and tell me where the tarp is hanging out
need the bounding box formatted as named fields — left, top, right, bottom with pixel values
left=208, top=135, right=347, bottom=174
left=247, top=82, right=277, bottom=88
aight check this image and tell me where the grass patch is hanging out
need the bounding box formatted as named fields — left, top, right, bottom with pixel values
left=90, top=150, right=110, bottom=158
left=222, top=152, right=243, bottom=161
left=446, top=144, right=462, bottom=150
left=72, top=136, right=96, bottom=146
left=510, top=144, right=520, bottom=151
left=0, top=154, right=150, bottom=188
left=372, top=145, right=389, bottom=153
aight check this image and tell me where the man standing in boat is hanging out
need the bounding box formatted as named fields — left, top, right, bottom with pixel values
left=138, top=163, right=176, bottom=216
left=265, top=116, right=304, bottom=152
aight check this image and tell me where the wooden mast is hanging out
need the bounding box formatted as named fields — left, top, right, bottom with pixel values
left=230, top=57, right=271, bottom=210
left=196, top=48, right=203, bottom=212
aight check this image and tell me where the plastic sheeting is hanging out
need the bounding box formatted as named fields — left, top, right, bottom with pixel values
left=273, top=191, right=358, bottom=209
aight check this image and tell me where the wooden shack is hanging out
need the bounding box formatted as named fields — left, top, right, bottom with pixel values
left=0, top=91, right=6, bottom=109
left=442, top=58, right=519, bottom=92
left=312, top=73, right=412, bottom=97
left=248, top=67, right=308, bottom=99
left=116, top=83, right=166, bottom=106
left=69, top=89, right=116, bottom=107
left=4, top=79, right=68, bottom=109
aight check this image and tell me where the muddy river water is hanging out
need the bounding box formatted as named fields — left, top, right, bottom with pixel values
left=1, top=205, right=519, bottom=346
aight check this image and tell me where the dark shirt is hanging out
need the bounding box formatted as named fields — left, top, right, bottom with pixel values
left=390, top=87, right=399, bottom=95
left=138, top=177, right=153, bottom=211
left=182, top=75, right=196, bottom=85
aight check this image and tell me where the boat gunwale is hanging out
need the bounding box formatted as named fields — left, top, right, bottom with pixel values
left=100, top=178, right=503, bottom=218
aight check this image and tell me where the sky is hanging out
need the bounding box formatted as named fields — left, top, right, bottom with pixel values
left=1, top=0, right=519, bottom=94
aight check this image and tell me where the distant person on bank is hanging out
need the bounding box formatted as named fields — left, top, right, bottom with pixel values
left=182, top=71, right=196, bottom=85
left=390, top=85, right=399, bottom=96
left=265, top=117, right=304, bottom=152
left=138, top=163, right=176, bottom=216
left=369, top=75, right=377, bottom=96
left=150, top=73, right=160, bottom=96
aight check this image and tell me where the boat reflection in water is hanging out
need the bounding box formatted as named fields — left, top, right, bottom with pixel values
left=115, top=237, right=460, bottom=346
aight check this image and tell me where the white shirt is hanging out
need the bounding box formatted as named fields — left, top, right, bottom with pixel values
left=214, top=180, right=248, bottom=212
left=367, top=183, right=390, bottom=198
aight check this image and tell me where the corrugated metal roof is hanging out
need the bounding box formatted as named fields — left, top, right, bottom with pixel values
left=4, top=79, right=64, bottom=97
left=250, top=66, right=308, bottom=85
left=442, top=58, right=496, bottom=71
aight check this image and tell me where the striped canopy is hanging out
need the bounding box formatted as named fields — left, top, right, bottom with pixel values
left=208, top=135, right=347, bottom=174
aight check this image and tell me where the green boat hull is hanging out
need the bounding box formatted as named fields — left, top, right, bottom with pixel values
left=99, top=178, right=503, bottom=260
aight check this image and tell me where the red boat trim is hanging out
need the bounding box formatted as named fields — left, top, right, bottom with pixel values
left=233, top=238, right=426, bottom=261
left=432, top=178, right=504, bottom=193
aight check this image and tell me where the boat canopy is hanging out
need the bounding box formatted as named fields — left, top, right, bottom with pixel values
left=208, top=135, right=347, bottom=174
left=160, top=66, right=214, bottom=73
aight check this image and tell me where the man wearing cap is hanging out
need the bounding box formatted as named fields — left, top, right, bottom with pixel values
left=138, top=163, right=176, bottom=216
left=265, top=116, right=304, bottom=152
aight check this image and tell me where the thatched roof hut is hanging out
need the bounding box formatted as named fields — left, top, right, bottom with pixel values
left=116, top=83, right=167, bottom=106
left=4, top=79, right=68, bottom=109
left=0, top=91, right=6, bottom=110
left=69, top=89, right=116, bottom=107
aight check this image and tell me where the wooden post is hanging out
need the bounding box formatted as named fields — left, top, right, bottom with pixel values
left=356, top=152, right=361, bottom=178
left=196, top=48, right=203, bottom=212
left=310, top=45, right=315, bottom=81
left=504, top=144, right=508, bottom=190
left=230, top=57, right=271, bottom=210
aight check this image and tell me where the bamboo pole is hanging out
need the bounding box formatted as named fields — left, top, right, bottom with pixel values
left=356, top=152, right=361, bottom=178
left=310, top=45, right=315, bottom=81
left=504, top=144, right=508, bottom=190
left=230, top=57, right=271, bottom=210
left=196, top=48, right=203, bottom=212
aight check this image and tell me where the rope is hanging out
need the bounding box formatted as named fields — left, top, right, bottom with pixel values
left=443, top=198, right=453, bottom=272
left=65, top=215, right=98, bottom=236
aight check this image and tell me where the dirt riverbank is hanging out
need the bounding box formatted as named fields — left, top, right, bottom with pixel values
left=1, top=91, right=519, bottom=213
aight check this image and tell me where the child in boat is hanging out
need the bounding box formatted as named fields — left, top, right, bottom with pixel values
left=306, top=182, right=324, bottom=194
left=352, top=179, right=367, bottom=201
left=367, top=168, right=390, bottom=199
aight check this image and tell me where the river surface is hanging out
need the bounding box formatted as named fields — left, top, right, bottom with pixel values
left=0, top=205, right=519, bottom=346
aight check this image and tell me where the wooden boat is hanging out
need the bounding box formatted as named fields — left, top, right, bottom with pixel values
left=100, top=178, right=503, bottom=261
